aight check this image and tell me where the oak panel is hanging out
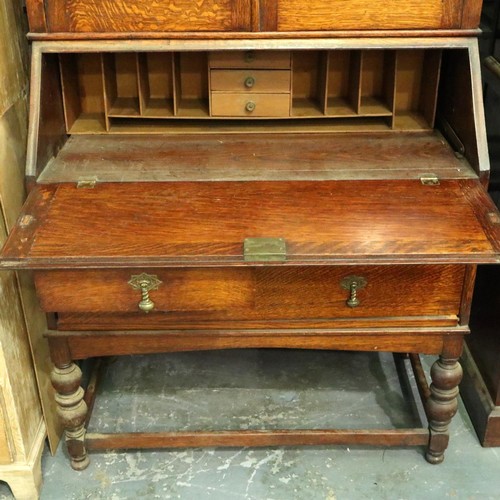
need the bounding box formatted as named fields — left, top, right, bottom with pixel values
left=34, top=265, right=464, bottom=322
left=62, top=330, right=452, bottom=358
left=56, top=314, right=460, bottom=331
left=275, top=0, right=460, bottom=31
left=25, top=0, right=47, bottom=32
left=35, top=132, right=475, bottom=183
left=460, top=0, right=483, bottom=29
left=85, top=430, right=429, bottom=450
left=46, top=0, right=252, bottom=32
left=2, top=179, right=500, bottom=268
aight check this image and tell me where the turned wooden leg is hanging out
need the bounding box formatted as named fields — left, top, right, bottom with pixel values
left=49, top=338, right=89, bottom=470
left=425, top=355, right=463, bottom=464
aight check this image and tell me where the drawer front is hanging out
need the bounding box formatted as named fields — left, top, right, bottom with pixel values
left=35, top=265, right=465, bottom=329
left=45, top=0, right=252, bottom=32
left=209, top=51, right=292, bottom=69
left=211, top=92, right=290, bottom=117
left=210, top=70, right=291, bottom=93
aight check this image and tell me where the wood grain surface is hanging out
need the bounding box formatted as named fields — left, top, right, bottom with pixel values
left=51, top=328, right=466, bottom=358
left=33, top=265, right=464, bottom=322
left=36, top=132, right=476, bottom=183
left=56, top=313, right=460, bottom=331
left=26, top=30, right=483, bottom=41
left=85, top=429, right=430, bottom=450
left=210, top=70, right=291, bottom=92
left=460, top=0, right=483, bottom=29
left=2, top=178, right=500, bottom=268
left=209, top=51, right=291, bottom=69
left=28, top=0, right=481, bottom=33
left=276, top=0, right=452, bottom=30
left=211, top=92, right=290, bottom=116
left=25, top=0, right=47, bottom=32
left=46, top=0, right=252, bottom=32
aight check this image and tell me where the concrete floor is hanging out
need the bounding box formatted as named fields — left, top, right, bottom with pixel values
left=2, top=349, right=500, bottom=500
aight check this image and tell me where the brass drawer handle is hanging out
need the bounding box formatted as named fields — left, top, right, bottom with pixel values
left=341, top=275, right=367, bottom=308
left=128, top=273, right=162, bottom=313
left=245, top=101, right=256, bottom=112
left=244, top=76, right=255, bottom=88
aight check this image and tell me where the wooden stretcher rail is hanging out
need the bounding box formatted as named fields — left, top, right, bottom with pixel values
left=85, top=429, right=430, bottom=449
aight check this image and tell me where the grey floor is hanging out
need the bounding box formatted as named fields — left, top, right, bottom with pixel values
left=2, top=349, right=500, bottom=500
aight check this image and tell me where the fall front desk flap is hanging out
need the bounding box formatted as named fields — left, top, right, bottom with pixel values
left=1, top=179, right=500, bottom=269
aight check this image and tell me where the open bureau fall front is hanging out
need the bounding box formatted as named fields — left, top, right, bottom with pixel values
left=1, top=0, right=500, bottom=469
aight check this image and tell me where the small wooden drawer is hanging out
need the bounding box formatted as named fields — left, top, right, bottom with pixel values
left=210, top=70, right=291, bottom=93
left=211, top=92, right=291, bottom=117
left=35, top=265, right=464, bottom=330
left=209, top=51, right=292, bottom=69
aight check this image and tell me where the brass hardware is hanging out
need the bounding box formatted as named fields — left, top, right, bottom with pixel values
left=244, top=76, right=255, bottom=88
left=420, top=174, right=440, bottom=186
left=245, top=101, right=256, bottom=112
left=488, top=211, right=500, bottom=224
left=244, top=51, right=255, bottom=63
left=76, top=178, right=97, bottom=188
left=19, top=215, right=35, bottom=228
left=244, top=237, right=287, bottom=262
left=341, top=275, right=367, bottom=308
left=128, top=273, right=162, bottom=313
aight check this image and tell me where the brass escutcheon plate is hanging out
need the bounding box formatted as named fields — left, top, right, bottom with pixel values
left=340, top=275, right=367, bottom=291
left=243, top=237, right=287, bottom=262
left=128, top=273, right=162, bottom=292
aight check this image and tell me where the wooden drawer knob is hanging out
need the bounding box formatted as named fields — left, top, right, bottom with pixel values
left=245, top=101, right=256, bottom=112
left=244, top=51, right=255, bottom=63
left=244, top=76, right=255, bottom=88
left=128, top=273, right=162, bottom=313
left=341, top=275, right=367, bottom=308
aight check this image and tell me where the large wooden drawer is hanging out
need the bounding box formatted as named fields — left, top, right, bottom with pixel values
left=35, top=265, right=465, bottom=330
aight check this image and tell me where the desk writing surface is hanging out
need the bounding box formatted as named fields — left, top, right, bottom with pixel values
left=2, top=178, right=500, bottom=268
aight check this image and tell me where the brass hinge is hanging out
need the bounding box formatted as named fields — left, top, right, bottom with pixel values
left=420, top=174, right=440, bottom=186
left=243, top=237, right=287, bottom=262
left=76, top=178, right=97, bottom=188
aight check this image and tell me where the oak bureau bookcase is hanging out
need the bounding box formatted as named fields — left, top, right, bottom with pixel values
left=1, top=0, right=499, bottom=469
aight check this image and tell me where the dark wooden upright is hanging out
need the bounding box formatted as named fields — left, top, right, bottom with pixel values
left=461, top=265, right=500, bottom=446
left=1, top=0, right=497, bottom=469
